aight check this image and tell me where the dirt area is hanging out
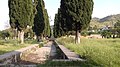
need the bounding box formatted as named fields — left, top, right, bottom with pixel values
left=20, top=41, right=54, bottom=64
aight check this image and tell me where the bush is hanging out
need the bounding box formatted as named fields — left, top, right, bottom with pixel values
left=0, top=42, right=4, bottom=45
left=101, top=30, right=112, bottom=38
left=81, top=31, right=89, bottom=36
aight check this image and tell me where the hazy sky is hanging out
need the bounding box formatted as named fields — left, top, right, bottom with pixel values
left=93, top=0, right=120, bottom=18
left=0, top=0, right=120, bottom=30
left=0, top=0, right=9, bottom=30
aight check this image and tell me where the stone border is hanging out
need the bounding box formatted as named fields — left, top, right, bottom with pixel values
left=54, top=41, right=85, bottom=61
left=0, top=44, right=39, bottom=64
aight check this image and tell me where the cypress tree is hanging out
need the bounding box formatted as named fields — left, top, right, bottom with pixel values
left=53, top=14, right=58, bottom=38
left=60, top=0, right=94, bottom=43
left=33, top=0, right=45, bottom=41
left=53, top=8, right=65, bottom=38
left=54, top=13, right=61, bottom=38
left=8, top=0, right=34, bottom=44
left=53, top=8, right=69, bottom=38
left=43, top=9, right=51, bottom=38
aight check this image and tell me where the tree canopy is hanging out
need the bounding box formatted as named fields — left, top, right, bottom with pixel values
left=54, top=0, right=94, bottom=43
left=33, top=0, right=45, bottom=36
left=60, top=0, right=94, bottom=32
left=9, top=0, right=34, bottom=30
left=33, top=0, right=51, bottom=41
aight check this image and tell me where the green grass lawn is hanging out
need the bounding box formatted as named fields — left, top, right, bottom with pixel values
left=57, top=37, right=120, bottom=67
left=37, top=61, right=95, bottom=67
left=0, top=39, right=37, bottom=55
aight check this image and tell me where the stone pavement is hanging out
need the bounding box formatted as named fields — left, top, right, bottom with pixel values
left=20, top=41, right=56, bottom=64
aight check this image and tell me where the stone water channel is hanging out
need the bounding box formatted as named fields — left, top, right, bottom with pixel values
left=0, top=40, right=84, bottom=67
left=0, top=41, right=62, bottom=67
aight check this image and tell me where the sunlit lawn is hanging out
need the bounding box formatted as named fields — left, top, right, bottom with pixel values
left=0, top=39, right=37, bottom=55
left=57, top=37, right=120, bottom=67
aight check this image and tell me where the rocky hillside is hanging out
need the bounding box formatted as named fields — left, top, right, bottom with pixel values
left=90, top=14, right=120, bottom=28
left=99, top=14, right=120, bottom=22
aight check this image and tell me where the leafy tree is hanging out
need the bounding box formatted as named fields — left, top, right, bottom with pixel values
left=93, top=25, right=98, bottom=32
left=0, top=30, right=10, bottom=39
left=8, top=0, right=34, bottom=44
left=114, top=21, right=120, bottom=38
left=60, top=0, right=94, bottom=43
left=24, top=26, right=34, bottom=39
left=101, top=30, right=112, bottom=38
left=33, top=0, right=45, bottom=42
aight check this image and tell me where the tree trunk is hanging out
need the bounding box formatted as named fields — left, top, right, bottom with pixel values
left=75, top=30, right=80, bottom=44
left=18, top=31, right=21, bottom=41
left=20, top=30, right=24, bottom=44
left=37, top=36, right=41, bottom=42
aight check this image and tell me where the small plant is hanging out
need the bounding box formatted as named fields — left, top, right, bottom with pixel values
left=0, top=42, right=4, bottom=45
left=39, top=42, right=44, bottom=48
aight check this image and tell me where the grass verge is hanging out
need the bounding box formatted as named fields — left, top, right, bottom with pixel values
left=57, top=37, right=120, bottom=67
left=0, top=39, right=37, bottom=55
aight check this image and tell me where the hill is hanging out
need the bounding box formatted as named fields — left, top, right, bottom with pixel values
left=99, top=14, right=120, bottom=22
left=90, top=14, right=120, bottom=28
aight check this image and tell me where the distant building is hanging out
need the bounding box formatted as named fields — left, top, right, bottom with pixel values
left=101, top=25, right=111, bottom=31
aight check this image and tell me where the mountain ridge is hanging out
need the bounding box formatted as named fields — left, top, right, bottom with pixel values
left=92, top=14, right=120, bottom=22
left=90, top=14, right=120, bottom=28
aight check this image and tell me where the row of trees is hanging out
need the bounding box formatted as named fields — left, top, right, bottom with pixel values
left=8, top=0, right=51, bottom=43
left=53, top=0, right=94, bottom=43
left=79, top=20, right=120, bottom=38
left=100, top=21, right=120, bottom=38
left=33, top=0, right=51, bottom=42
left=0, top=27, right=34, bottom=40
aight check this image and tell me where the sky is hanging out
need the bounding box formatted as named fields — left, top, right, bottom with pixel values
left=0, top=0, right=9, bottom=30
left=92, top=0, right=120, bottom=18
left=0, top=0, right=120, bottom=30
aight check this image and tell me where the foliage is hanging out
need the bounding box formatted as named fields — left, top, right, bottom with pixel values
left=33, top=0, right=51, bottom=39
left=81, top=30, right=89, bottom=36
left=53, top=9, right=66, bottom=38
left=114, top=20, right=120, bottom=37
left=60, top=0, right=94, bottom=32
left=33, top=0, right=45, bottom=36
left=100, top=30, right=112, bottom=38
left=43, top=9, right=51, bottom=37
left=24, top=27, right=34, bottom=39
left=57, top=37, right=120, bottom=67
left=0, top=30, right=10, bottom=39
left=54, top=0, right=94, bottom=39
left=53, top=0, right=94, bottom=43
left=8, top=0, right=34, bottom=30
left=8, top=0, right=34, bottom=44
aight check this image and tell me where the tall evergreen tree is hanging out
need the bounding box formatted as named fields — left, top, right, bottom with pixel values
left=33, top=0, right=45, bottom=41
left=53, top=8, right=66, bottom=38
left=8, top=0, right=34, bottom=44
left=60, top=0, right=94, bottom=43
left=54, top=13, right=61, bottom=37
left=53, top=14, right=58, bottom=37
left=43, top=9, right=51, bottom=38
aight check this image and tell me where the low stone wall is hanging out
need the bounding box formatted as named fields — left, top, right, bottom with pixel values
left=0, top=44, right=39, bottom=65
left=54, top=41, right=85, bottom=61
